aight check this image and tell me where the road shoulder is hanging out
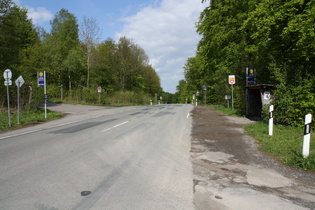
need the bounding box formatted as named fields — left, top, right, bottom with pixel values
left=191, top=106, right=315, bottom=209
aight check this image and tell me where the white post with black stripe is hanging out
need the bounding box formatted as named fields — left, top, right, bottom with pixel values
left=269, top=105, right=274, bottom=136
left=303, top=113, right=312, bottom=158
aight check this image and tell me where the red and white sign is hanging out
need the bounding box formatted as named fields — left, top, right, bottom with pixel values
left=229, top=75, right=235, bottom=85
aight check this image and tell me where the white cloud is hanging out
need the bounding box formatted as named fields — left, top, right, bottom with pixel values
left=117, top=0, right=207, bottom=93
left=26, top=6, right=53, bottom=24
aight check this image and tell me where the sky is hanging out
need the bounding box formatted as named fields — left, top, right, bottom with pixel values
left=14, top=0, right=207, bottom=93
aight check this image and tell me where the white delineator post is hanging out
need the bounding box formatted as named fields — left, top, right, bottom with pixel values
left=303, top=113, right=312, bottom=158
left=269, top=105, right=274, bottom=136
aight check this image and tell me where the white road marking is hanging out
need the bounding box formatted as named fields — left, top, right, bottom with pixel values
left=113, top=121, right=129, bottom=128
left=101, top=121, right=129, bottom=133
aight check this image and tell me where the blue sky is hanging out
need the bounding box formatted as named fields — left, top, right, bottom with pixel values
left=15, top=0, right=207, bottom=93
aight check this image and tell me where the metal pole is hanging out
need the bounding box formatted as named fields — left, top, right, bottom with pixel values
left=17, top=80, right=20, bottom=124
left=231, top=84, right=234, bottom=109
left=44, top=71, right=47, bottom=119
left=6, top=72, right=11, bottom=127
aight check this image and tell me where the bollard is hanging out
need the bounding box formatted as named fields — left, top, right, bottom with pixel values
left=269, top=105, right=274, bottom=136
left=196, top=99, right=198, bottom=106
left=150, top=100, right=152, bottom=105
left=303, top=113, right=312, bottom=158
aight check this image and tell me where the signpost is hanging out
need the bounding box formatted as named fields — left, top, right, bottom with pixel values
left=203, top=85, right=207, bottom=104
left=228, top=75, right=235, bottom=109
left=15, top=76, right=25, bottom=124
left=38, top=71, right=47, bottom=119
left=3, top=69, right=12, bottom=127
left=97, top=86, right=102, bottom=104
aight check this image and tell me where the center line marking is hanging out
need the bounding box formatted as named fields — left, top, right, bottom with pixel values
left=101, top=121, right=129, bottom=133
left=113, top=121, right=129, bottom=128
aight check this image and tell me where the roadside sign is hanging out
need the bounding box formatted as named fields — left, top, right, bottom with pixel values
left=225, top=95, right=231, bottom=100
left=203, top=86, right=207, bottom=91
left=3, top=69, right=12, bottom=80
left=4, top=80, right=12, bottom=86
left=15, top=76, right=25, bottom=87
left=97, top=86, right=102, bottom=93
left=229, top=75, right=235, bottom=85
left=38, top=71, right=45, bottom=87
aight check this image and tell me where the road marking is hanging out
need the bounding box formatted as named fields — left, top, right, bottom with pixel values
left=113, top=121, right=129, bottom=128
left=102, top=121, right=129, bottom=133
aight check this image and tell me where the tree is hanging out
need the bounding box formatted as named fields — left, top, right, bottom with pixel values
left=80, top=17, right=101, bottom=88
left=44, top=9, right=80, bottom=88
left=0, top=5, right=38, bottom=70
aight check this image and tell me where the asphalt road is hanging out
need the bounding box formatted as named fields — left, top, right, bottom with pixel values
left=0, top=104, right=194, bottom=209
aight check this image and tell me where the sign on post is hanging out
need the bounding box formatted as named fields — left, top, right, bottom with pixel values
left=97, top=86, right=102, bottom=104
left=15, top=76, right=25, bottom=124
left=15, top=76, right=25, bottom=87
left=4, top=69, right=12, bottom=127
left=229, top=75, right=235, bottom=85
left=246, top=67, right=256, bottom=85
left=37, top=71, right=47, bottom=118
left=228, top=75, right=235, bottom=109
left=37, top=71, right=45, bottom=87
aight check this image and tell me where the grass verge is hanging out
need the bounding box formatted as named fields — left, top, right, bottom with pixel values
left=0, top=108, right=62, bottom=133
left=208, top=105, right=244, bottom=117
left=210, top=105, right=315, bottom=172
left=244, top=122, right=315, bottom=172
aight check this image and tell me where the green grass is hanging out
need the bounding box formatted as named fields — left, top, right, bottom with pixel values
left=0, top=108, right=62, bottom=133
left=208, top=105, right=244, bottom=117
left=244, top=122, right=315, bottom=172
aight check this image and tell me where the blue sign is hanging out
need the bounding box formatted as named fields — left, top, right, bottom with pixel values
left=246, top=68, right=255, bottom=85
left=203, top=86, right=207, bottom=90
left=38, top=71, right=45, bottom=87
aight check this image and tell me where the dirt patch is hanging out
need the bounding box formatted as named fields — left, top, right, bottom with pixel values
left=190, top=106, right=315, bottom=209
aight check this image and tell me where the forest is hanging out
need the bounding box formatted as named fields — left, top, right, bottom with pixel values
left=176, top=0, right=315, bottom=126
left=0, top=0, right=163, bottom=109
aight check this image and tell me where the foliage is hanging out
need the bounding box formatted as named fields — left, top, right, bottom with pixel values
left=176, top=0, right=315, bottom=125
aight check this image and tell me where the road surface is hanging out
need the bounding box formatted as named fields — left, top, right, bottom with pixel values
left=0, top=104, right=194, bottom=209
left=1, top=104, right=315, bottom=210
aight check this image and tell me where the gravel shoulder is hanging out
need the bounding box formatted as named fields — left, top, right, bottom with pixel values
left=190, top=106, right=315, bottom=209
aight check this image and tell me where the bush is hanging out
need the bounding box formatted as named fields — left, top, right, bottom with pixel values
left=273, top=82, right=315, bottom=127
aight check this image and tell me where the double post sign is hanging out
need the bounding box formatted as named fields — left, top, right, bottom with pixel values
left=3, top=69, right=25, bottom=126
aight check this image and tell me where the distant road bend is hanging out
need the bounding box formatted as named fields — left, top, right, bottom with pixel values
left=0, top=104, right=194, bottom=209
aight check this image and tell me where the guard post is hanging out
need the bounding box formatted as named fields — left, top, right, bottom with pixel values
left=303, top=113, right=312, bottom=158
left=269, top=105, right=274, bottom=136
